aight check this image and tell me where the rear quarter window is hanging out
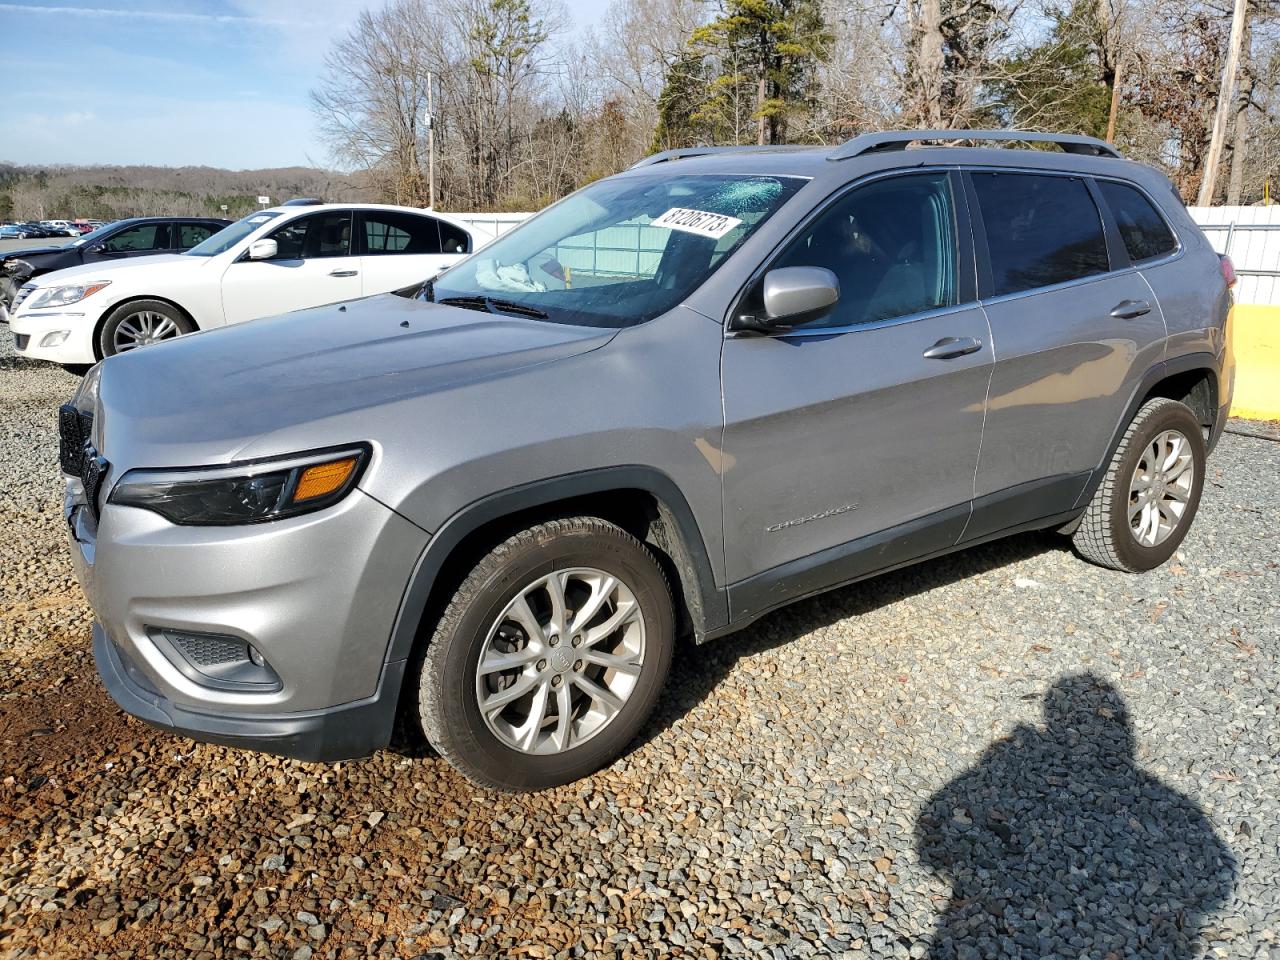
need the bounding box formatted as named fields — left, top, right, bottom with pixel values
left=1097, top=180, right=1178, bottom=263
left=972, top=172, right=1109, bottom=297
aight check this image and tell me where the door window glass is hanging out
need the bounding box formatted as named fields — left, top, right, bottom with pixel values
left=268, top=212, right=351, bottom=259
left=101, top=223, right=169, bottom=253
left=972, top=172, right=1109, bottom=296
left=1097, top=180, right=1177, bottom=263
left=361, top=211, right=443, bottom=255
left=772, top=172, right=958, bottom=327
left=178, top=223, right=216, bottom=249
left=438, top=220, right=470, bottom=254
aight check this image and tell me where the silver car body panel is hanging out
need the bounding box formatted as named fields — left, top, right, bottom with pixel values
left=65, top=142, right=1233, bottom=761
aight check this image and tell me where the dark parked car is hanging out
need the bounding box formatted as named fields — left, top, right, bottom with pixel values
left=0, top=216, right=230, bottom=320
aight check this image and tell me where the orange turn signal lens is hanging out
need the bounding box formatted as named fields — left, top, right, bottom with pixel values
left=292, top=458, right=357, bottom=502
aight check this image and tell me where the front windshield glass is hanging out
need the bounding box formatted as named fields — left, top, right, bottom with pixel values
left=427, top=173, right=806, bottom=327
left=185, top=211, right=281, bottom=257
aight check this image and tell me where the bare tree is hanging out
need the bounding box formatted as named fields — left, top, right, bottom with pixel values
left=310, top=1, right=435, bottom=206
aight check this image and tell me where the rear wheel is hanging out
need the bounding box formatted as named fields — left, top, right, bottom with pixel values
left=417, top=517, right=674, bottom=792
left=99, top=299, right=194, bottom=357
left=1072, top=397, right=1206, bottom=572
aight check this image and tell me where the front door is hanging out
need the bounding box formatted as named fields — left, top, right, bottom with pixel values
left=86, top=222, right=172, bottom=263
left=721, top=171, right=992, bottom=620
left=220, top=210, right=361, bottom=327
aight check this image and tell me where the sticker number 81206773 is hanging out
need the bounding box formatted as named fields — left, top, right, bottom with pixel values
left=650, top=207, right=744, bottom=240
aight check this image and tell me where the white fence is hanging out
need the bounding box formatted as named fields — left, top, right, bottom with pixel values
left=1188, top=206, right=1279, bottom=306
left=447, top=212, right=534, bottom=246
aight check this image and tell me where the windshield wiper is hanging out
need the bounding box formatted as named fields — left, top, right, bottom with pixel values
left=438, top=295, right=548, bottom=320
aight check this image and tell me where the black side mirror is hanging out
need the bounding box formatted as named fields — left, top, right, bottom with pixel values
left=733, top=266, right=840, bottom=333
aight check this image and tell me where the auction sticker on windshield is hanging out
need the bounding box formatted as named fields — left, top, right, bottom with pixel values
left=651, top=207, right=743, bottom=240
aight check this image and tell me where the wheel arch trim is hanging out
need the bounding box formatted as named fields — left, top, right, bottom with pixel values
left=382, top=466, right=728, bottom=668
left=1074, top=351, right=1221, bottom=510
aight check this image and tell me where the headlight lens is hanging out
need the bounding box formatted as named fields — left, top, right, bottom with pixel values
left=109, top=445, right=370, bottom=525
left=28, top=280, right=110, bottom=309
left=72, top=361, right=104, bottom=416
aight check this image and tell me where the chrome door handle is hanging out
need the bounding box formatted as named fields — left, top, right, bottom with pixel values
left=329, top=269, right=358, bottom=278
left=1110, top=299, right=1151, bottom=319
left=922, top=336, right=983, bottom=360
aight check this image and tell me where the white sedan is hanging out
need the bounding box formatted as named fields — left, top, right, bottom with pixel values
left=8, top=201, right=474, bottom=364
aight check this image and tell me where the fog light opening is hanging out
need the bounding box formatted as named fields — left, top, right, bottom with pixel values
left=149, top=627, right=282, bottom=692
left=40, top=330, right=71, bottom=348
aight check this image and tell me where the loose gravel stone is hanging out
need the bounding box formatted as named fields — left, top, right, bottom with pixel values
left=0, top=332, right=1276, bottom=958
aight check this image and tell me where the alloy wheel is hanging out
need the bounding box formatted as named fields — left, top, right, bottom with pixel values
left=1128, top=428, right=1195, bottom=547
left=113, top=310, right=181, bottom=352
left=474, top=567, right=646, bottom=755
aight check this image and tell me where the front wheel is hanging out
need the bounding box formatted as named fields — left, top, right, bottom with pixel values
left=98, top=299, right=194, bottom=357
left=1072, top=397, right=1206, bottom=572
left=417, top=517, right=674, bottom=792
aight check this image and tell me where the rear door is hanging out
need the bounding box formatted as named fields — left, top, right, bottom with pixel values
left=721, top=170, right=992, bottom=615
left=964, top=169, right=1166, bottom=538
left=176, top=221, right=219, bottom=252
left=220, top=210, right=361, bottom=326
left=356, top=210, right=469, bottom=294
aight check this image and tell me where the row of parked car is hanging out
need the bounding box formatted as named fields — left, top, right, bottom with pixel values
left=2, top=200, right=476, bottom=363
left=1, top=219, right=105, bottom=239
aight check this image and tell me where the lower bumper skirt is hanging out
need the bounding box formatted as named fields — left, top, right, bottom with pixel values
left=93, top=622, right=405, bottom=763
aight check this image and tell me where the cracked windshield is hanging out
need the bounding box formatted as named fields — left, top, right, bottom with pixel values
left=425, top=174, right=805, bottom=327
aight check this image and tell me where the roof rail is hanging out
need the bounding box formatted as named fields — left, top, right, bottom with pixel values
left=630, top=145, right=815, bottom=169
left=828, top=129, right=1122, bottom=161
left=281, top=197, right=325, bottom=206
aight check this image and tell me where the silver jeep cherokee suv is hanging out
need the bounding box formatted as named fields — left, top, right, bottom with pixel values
left=61, top=130, right=1234, bottom=792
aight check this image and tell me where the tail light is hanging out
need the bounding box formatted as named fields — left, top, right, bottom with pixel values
left=1220, top=254, right=1237, bottom=288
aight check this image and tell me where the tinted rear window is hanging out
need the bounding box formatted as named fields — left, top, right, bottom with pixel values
left=360, top=210, right=443, bottom=255
left=1098, top=180, right=1177, bottom=262
left=972, top=172, right=1109, bottom=297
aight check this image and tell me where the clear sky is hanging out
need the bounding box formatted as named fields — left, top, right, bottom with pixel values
left=0, top=0, right=606, bottom=170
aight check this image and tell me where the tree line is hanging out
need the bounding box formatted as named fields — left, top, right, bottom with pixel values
left=0, top=164, right=368, bottom=222
left=312, top=0, right=1280, bottom=211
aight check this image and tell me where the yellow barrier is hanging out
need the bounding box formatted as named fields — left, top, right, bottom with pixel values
left=1230, top=304, right=1280, bottom=421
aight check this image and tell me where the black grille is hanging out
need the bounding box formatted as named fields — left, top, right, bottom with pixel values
left=169, top=632, right=249, bottom=667
left=13, top=284, right=36, bottom=311
left=58, top=403, right=92, bottom=476
left=13, top=334, right=28, bottom=350
left=58, top=403, right=108, bottom=518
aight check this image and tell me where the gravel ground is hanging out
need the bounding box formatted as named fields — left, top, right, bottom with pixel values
left=1, top=333, right=1277, bottom=960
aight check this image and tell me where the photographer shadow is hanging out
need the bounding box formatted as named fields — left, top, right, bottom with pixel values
left=914, top=673, right=1236, bottom=959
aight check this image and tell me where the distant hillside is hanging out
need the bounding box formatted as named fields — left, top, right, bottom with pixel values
left=0, top=163, right=375, bottom=221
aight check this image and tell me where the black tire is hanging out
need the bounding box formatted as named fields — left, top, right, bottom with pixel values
left=418, top=517, right=674, bottom=792
left=98, top=299, right=194, bottom=358
left=1072, top=397, right=1206, bottom=572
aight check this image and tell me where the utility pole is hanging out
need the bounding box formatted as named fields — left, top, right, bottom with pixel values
left=1100, top=0, right=1122, bottom=144
left=1198, top=0, right=1249, bottom=207
left=1105, top=54, right=1123, bottom=144
left=426, top=71, right=436, bottom=211
left=757, top=75, right=767, bottom=146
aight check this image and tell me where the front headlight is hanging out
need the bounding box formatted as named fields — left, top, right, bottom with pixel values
left=71, top=361, right=104, bottom=416
left=109, top=445, right=370, bottom=525
left=28, top=280, right=111, bottom=309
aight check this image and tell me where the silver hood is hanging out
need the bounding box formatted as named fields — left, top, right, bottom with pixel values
left=93, top=293, right=618, bottom=470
